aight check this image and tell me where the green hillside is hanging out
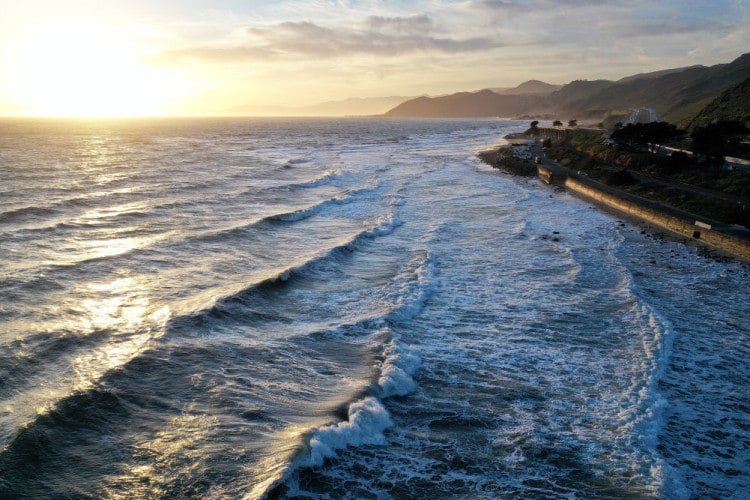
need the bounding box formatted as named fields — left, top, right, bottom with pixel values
left=683, top=77, right=750, bottom=130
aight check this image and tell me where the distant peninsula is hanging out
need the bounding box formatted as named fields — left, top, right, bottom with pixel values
left=227, top=96, right=415, bottom=117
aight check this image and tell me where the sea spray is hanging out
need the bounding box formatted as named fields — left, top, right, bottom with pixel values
left=377, top=340, right=421, bottom=398
left=304, top=397, right=393, bottom=467
left=385, top=249, right=437, bottom=322
left=301, top=336, right=421, bottom=465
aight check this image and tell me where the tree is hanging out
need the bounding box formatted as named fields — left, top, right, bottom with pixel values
left=691, top=121, right=749, bottom=165
left=609, top=121, right=685, bottom=153
left=526, top=120, right=540, bottom=136
left=552, top=120, right=563, bottom=127
left=610, top=123, right=644, bottom=150
left=607, top=169, right=638, bottom=186
left=657, top=151, right=693, bottom=175
left=641, top=122, right=685, bottom=153
left=568, top=119, right=578, bottom=127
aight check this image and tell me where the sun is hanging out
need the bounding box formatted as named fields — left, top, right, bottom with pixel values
left=5, top=21, right=187, bottom=117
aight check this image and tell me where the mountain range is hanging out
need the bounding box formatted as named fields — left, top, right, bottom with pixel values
left=384, top=53, right=750, bottom=127
left=490, top=80, right=563, bottom=95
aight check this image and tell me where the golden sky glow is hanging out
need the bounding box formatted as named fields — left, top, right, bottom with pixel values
left=0, top=1, right=748, bottom=117
left=3, top=19, right=194, bottom=117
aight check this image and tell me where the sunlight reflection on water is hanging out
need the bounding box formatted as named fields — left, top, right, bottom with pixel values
left=71, top=275, right=170, bottom=390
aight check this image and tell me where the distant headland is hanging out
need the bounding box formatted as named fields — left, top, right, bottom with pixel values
left=384, top=52, right=750, bottom=132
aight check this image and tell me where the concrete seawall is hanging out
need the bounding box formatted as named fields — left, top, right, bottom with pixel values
left=484, top=137, right=750, bottom=262
left=536, top=126, right=608, bottom=145
left=563, top=175, right=750, bottom=262
left=537, top=165, right=561, bottom=186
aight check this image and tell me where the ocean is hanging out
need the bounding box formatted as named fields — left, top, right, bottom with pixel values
left=0, top=117, right=747, bottom=499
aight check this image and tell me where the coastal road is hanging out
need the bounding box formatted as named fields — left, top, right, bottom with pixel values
left=545, top=138, right=749, bottom=206
left=625, top=108, right=660, bottom=124
left=538, top=141, right=750, bottom=235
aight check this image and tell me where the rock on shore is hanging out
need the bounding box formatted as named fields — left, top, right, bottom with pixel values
left=478, top=147, right=538, bottom=176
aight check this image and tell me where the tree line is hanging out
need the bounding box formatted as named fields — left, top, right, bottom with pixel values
left=609, top=120, right=748, bottom=165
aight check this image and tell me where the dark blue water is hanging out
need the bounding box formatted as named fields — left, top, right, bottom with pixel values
left=0, top=117, right=748, bottom=498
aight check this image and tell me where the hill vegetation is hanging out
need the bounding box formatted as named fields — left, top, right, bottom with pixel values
left=682, top=78, right=750, bottom=130
left=382, top=89, right=539, bottom=118
left=495, top=80, right=562, bottom=95
left=385, top=53, right=750, bottom=126
left=543, top=125, right=750, bottom=226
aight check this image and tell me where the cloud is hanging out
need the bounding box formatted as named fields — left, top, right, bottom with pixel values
left=620, top=19, right=730, bottom=38
left=366, top=14, right=433, bottom=34
left=142, top=0, right=750, bottom=102
left=473, top=0, right=616, bottom=8
left=469, top=0, right=528, bottom=11
left=147, top=45, right=276, bottom=65
left=152, top=14, right=500, bottom=65
left=248, top=19, right=497, bottom=57
left=469, top=0, right=618, bottom=14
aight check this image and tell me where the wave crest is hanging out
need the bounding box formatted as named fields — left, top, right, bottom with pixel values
left=303, top=397, right=393, bottom=467
left=378, top=340, right=421, bottom=398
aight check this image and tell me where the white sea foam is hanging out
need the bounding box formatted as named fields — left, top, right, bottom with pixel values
left=628, top=301, right=687, bottom=497
left=292, top=335, right=421, bottom=472
left=386, top=249, right=437, bottom=322
left=302, top=397, right=393, bottom=467
left=377, top=339, right=421, bottom=398
left=366, top=212, right=403, bottom=237
left=257, top=168, right=341, bottom=190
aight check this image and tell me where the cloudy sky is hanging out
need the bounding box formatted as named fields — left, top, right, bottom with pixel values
left=1, top=0, right=748, bottom=116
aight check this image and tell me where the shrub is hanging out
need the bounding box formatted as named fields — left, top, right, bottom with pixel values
left=607, top=169, right=638, bottom=186
left=657, top=151, right=693, bottom=175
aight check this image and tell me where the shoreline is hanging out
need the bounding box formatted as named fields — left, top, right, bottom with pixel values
left=480, top=136, right=750, bottom=264
left=477, top=148, right=538, bottom=177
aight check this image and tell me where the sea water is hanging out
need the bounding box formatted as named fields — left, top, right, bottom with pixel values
left=0, top=117, right=747, bottom=499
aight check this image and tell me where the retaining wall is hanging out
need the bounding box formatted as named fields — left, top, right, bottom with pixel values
left=564, top=176, right=750, bottom=261
left=537, top=126, right=569, bottom=144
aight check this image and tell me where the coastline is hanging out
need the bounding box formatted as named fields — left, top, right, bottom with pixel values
left=480, top=135, right=750, bottom=264
left=477, top=148, right=537, bottom=177
left=477, top=132, right=541, bottom=177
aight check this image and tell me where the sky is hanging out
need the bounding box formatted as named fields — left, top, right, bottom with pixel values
left=0, top=0, right=748, bottom=116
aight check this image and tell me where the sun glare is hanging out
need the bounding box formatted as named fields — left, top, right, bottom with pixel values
left=6, top=22, right=187, bottom=117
